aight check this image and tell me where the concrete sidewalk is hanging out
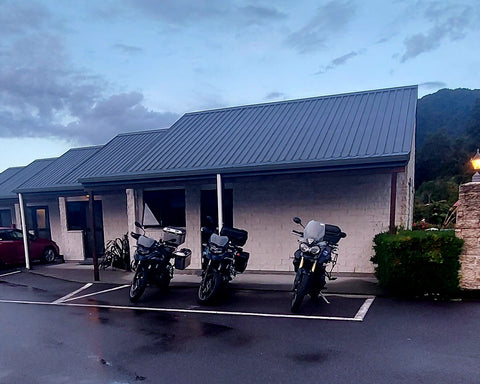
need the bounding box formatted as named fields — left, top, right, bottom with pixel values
left=27, top=261, right=385, bottom=296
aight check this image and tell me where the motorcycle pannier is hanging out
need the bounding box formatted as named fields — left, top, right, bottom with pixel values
left=162, top=227, right=186, bottom=245
left=174, top=248, right=192, bottom=270
left=234, top=251, right=249, bottom=273
left=324, top=224, right=344, bottom=244
left=220, top=226, right=248, bottom=247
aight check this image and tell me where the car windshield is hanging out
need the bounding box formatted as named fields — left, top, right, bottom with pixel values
left=303, top=220, right=325, bottom=242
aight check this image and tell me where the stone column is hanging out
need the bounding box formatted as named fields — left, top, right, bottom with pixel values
left=455, top=182, right=480, bottom=289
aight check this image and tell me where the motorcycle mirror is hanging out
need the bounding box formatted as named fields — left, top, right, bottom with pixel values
left=293, top=217, right=302, bottom=225
left=134, top=221, right=143, bottom=229
left=206, top=216, right=215, bottom=225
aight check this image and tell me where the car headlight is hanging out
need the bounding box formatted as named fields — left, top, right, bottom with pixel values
left=310, top=246, right=321, bottom=255
left=299, top=243, right=309, bottom=252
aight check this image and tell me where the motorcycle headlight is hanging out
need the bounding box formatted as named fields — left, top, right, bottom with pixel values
left=299, top=243, right=309, bottom=252
left=310, top=246, right=321, bottom=255
left=210, top=245, right=224, bottom=254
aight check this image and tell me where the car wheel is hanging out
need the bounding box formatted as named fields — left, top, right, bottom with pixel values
left=42, top=247, right=57, bottom=263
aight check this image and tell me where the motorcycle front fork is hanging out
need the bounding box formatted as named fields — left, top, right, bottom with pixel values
left=296, top=258, right=330, bottom=304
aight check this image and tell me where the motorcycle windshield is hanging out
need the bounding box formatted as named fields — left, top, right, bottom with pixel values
left=137, top=235, right=155, bottom=249
left=303, top=220, right=325, bottom=243
left=209, top=234, right=229, bottom=248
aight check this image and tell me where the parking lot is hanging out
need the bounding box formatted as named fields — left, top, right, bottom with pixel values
left=0, top=269, right=374, bottom=321
left=1, top=268, right=480, bottom=384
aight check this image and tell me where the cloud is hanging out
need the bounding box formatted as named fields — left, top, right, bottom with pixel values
left=0, top=0, right=52, bottom=35
left=401, top=2, right=480, bottom=62
left=264, top=92, right=286, bottom=101
left=0, top=2, right=179, bottom=145
left=419, top=81, right=447, bottom=90
left=316, top=50, right=362, bottom=74
left=112, top=44, right=143, bottom=54
left=64, top=92, right=178, bottom=144
left=94, top=0, right=286, bottom=29
left=286, top=0, right=356, bottom=54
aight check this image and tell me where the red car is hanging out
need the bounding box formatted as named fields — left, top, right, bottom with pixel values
left=0, top=227, right=60, bottom=267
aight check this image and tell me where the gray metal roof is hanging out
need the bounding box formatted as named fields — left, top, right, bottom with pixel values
left=60, top=129, right=169, bottom=185
left=78, top=85, right=417, bottom=184
left=0, top=167, right=24, bottom=185
left=0, top=158, right=57, bottom=199
left=15, top=146, right=103, bottom=194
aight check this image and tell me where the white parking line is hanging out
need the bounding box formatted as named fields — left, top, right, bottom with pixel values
left=52, top=283, right=93, bottom=304
left=61, top=284, right=130, bottom=303
left=354, top=297, right=375, bottom=321
left=0, top=271, right=22, bottom=278
left=0, top=296, right=376, bottom=322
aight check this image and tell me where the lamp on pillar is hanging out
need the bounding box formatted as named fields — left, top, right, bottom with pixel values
left=471, top=148, right=480, bottom=182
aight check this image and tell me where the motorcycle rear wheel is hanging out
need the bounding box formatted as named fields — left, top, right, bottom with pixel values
left=291, top=273, right=309, bottom=313
left=197, top=271, right=222, bottom=305
left=129, top=266, right=148, bottom=302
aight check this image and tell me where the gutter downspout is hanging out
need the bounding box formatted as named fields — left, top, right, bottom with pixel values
left=216, top=174, right=223, bottom=233
left=389, top=171, right=397, bottom=234
left=18, top=193, right=30, bottom=270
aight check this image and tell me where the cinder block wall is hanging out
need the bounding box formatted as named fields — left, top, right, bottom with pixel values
left=456, top=182, right=480, bottom=289
left=119, top=169, right=409, bottom=274
left=102, top=192, right=128, bottom=245
left=232, top=171, right=401, bottom=273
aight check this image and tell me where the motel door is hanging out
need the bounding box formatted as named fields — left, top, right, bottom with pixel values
left=26, top=206, right=51, bottom=240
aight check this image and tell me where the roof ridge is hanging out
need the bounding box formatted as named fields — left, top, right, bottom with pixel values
left=115, top=128, right=170, bottom=137
left=185, top=85, right=418, bottom=116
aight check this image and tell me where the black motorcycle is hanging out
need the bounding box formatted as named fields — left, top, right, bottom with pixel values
left=129, top=221, right=191, bottom=302
left=197, top=221, right=249, bottom=305
left=290, top=217, right=346, bottom=313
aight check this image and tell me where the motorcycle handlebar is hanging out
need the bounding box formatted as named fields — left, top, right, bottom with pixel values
left=292, top=230, right=303, bottom=236
left=131, top=232, right=140, bottom=239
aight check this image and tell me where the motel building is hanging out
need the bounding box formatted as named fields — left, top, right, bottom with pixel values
left=0, top=85, right=417, bottom=274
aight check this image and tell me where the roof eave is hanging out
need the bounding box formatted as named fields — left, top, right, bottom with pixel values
left=79, top=153, right=410, bottom=186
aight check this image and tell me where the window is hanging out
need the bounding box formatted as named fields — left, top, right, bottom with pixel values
left=143, top=189, right=186, bottom=227
left=66, top=202, right=88, bottom=230
left=0, top=210, right=11, bottom=227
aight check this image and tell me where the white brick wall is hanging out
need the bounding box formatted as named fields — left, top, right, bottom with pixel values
left=80, top=168, right=410, bottom=273
left=232, top=172, right=398, bottom=273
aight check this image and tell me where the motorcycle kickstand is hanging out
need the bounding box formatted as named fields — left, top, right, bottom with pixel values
left=319, top=291, right=330, bottom=304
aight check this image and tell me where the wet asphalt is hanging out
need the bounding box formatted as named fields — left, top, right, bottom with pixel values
left=1, top=269, right=480, bottom=384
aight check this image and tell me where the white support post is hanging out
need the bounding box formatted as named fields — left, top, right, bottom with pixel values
left=216, top=174, right=223, bottom=233
left=18, top=193, right=31, bottom=270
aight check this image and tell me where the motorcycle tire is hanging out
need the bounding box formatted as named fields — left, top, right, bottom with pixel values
left=129, top=266, right=148, bottom=303
left=197, top=271, right=222, bottom=305
left=156, top=274, right=171, bottom=292
left=291, top=272, right=310, bottom=313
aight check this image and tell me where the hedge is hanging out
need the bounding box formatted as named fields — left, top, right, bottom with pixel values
left=371, top=230, right=463, bottom=298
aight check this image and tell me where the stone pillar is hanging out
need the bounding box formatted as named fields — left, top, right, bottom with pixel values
left=455, top=182, right=480, bottom=289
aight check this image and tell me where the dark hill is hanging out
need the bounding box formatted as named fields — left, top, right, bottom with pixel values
left=417, top=88, right=480, bottom=148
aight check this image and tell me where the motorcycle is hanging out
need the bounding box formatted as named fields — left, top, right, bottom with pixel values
left=129, top=221, right=191, bottom=302
left=290, top=217, right=346, bottom=313
left=197, top=219, right=249, bottom=305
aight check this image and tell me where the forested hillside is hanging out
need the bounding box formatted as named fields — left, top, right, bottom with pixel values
left=414, top=88, right=480, bottom=226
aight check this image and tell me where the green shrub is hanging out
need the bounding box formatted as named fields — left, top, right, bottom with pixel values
left=371, top=230, right=463, bottom=298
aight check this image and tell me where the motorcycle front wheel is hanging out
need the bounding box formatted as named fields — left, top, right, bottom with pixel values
left=291, top=272, right=310, bottom=313
left=129, top=265, right=148, bottom=303
left=197, top=271, right=222, bottom=305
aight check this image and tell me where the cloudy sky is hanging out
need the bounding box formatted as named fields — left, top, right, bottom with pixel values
left=1, top=0, right=480, bottom=172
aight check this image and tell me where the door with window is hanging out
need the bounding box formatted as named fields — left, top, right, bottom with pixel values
left=66, top=200, right=104, bottom=258
left=26, top=206, right=51, bottom=240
